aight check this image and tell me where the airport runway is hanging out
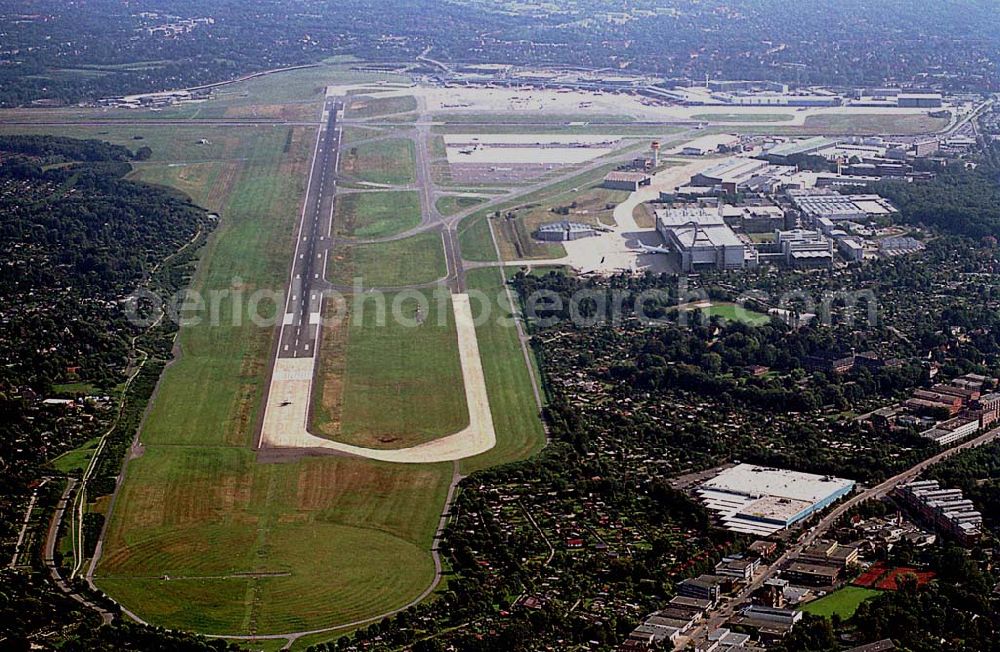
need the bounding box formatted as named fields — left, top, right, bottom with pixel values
left=276, top=98, right=341, bottom=359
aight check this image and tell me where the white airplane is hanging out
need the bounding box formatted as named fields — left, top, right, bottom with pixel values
left=636, top=242, right=672, bottom=254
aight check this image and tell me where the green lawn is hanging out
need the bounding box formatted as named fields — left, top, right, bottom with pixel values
left=50, top=381, right=101, bottom=396
left=312, top=289, right=469, bottom=449
left=345, top=94, right=417, bottom=119
left=329, top=231, right=447, bottom=288
left=83, top=121, right=450, bottom=635
left=692, top=113, right=794, bottom=123
left=341, top=138, right=416, bottom=186
left=699, top=302, right=772, bottom=326
left=457, top=213, right=498, bottom=262
left=341, top=126, right=387, bottom=145
left=97, top=447, right=450, bottom=634
left=460, top=268, right=547, bottom=475
left=334, top=190, right=422, bottom=238
left=436, top=194, right=486, bottom=216
left=49, top=437, right=101, bottom=474
left=802, top=113, right=949, bottom=135
left=802, top=586, right=882, bottom=619
left=433, top=113, right=635, bottom=125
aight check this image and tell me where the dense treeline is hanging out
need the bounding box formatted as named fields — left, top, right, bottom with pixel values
left=0, top=141, right=207, bottom=392
left=873, top=143, right=1000, bottom=240
left=513, top=271, right=926, bottom=412
left=0, top=135, right=135, bottom=164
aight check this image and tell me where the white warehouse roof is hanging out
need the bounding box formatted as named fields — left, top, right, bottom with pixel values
left=700, top=463, right=855, bottom=503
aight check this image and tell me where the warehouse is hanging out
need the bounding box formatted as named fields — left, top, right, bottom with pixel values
left=655, top=207, right=756, bottom=272
left=765, top=137, right=840, bottom=162
left=897, top=93, right=943, bottom=108
left=533, top=220, right=600, bottom=242
left=697, top=464, right=856, bottom=536
left=788, top=190, right=898, bottom=224
left=689, top=157, right=771, bottom=193
left=602, top=170, right=651, bottom=191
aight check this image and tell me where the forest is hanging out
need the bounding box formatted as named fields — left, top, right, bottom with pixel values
left=873, top=142, right=1000, bottom=240
left=0, top=135, right=220, bottom=650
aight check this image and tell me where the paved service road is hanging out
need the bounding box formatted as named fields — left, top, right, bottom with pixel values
left=276, top=98, right=341, bottom=360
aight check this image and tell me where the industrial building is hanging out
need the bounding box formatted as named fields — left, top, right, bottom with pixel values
left=765, top=137, right=841, bottom=162
left=837, top=236, right=866, bottom=262
left=878, top=236, right=925, bottom=256
left=533, top=220, right=600, bottom=242
left=655, top=207, right=756, bottom=272
left=689, top=157, right=771, bottom=193
left=713, top=93, right=842, bottom=107
left=697, top=464, right=856, bottom=536
left=720, top=204, right=786, bottom=233
left=602, top=170, right=651, bottom=191
left=897, top=93, right=944, bottom=108
left=788, top=190, right=898, bottom=223
left=774, top=229, right=834, bottom=268
left=895, top=480, right=982, bottom=545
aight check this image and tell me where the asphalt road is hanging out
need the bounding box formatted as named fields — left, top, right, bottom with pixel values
left=276, top=98, right=341, bottom=359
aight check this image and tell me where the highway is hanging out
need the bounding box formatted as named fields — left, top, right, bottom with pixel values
left=276, top=98, right=341, bottom=359
left=685, top=424, right=1000, bottom=647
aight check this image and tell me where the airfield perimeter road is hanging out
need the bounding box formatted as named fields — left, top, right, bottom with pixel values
left=684, top=423, right=1000, bottom=648
left=275, top=98, right=342, bottom=360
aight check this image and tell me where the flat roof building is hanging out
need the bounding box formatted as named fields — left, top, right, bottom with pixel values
left=656, top=206, right=756, bottom=272
left=788, top=191, right=898, bottom=224
left=898, top=93, right=943, bottom=108
left=603, top=170, right=651, bottom=191
left=896, top=480, right=982, bottom=545
left=690, top=157, right=770, bottom=192
left=783, top=561, right=842, bottom=586
left=697, top=464, right=855, bottom=536
left=766, top=137, right=840, bottom=162
left=534, top=220, right=600, bottom=242
left=775, top=228, right=834, bottom=268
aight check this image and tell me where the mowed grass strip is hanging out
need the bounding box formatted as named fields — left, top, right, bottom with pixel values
left=138, top=127, right=311, bottom=448
left=802, top=112, right=949, bottom=135
left=691, top=113, right=794, bottom=123
left=340, top=138, right=416, bottom=186
left=328, top=231, right=447, bottom=288
left=97, top=443, right=451, bottom=634
left=96, top=577, right=253, bottom=634
left=436, top=194, right=486, bottom=216
left=345, top=94, right=418, bottom=119
left=801, top=586, right=882, bottom=619
left=334, top=190, right=421, bottom=238
left=457, top=213, right=498, bottom=263
left=460, top=268, right=546, bottom=474
left=312, top=289, right=469, bottom=449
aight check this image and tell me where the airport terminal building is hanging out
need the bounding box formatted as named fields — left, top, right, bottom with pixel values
left=655, top=206, right=757, bottom=272
left=697, top=464, right=856, bottom=536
